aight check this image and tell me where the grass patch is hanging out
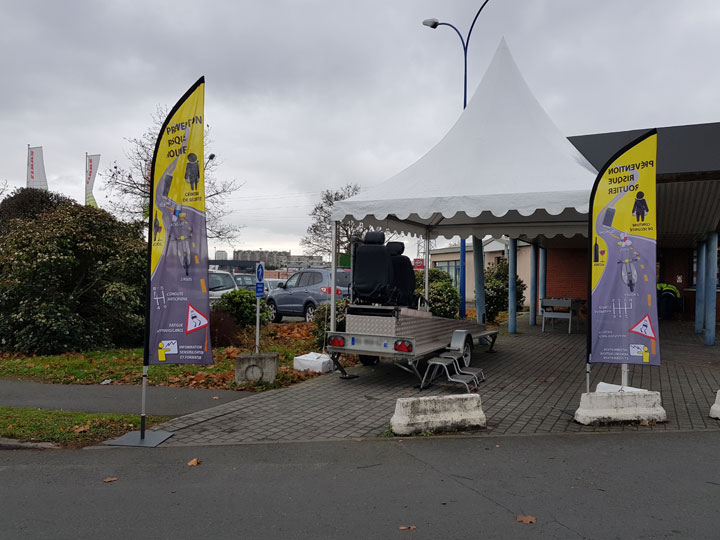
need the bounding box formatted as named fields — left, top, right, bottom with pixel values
left=0, top=323, right=324, bottom=391
left=0, top=407, right=169, bottom=448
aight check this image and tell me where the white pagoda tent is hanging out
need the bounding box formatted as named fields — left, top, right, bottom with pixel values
left=332, top=39, right=598, bottom=330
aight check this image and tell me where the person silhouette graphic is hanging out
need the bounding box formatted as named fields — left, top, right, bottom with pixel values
left=185, top=153, right=200, bottom=191
left=632, top=191, right=649, bottom=222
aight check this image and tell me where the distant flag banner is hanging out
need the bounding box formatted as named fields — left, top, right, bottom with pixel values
left=85, top=154, right=100, bottom=207
left=145, top=77, right=212, bottom=365
left=588, top=129, right=660, bottom=366
left=26, top=146, right=48, bottom=190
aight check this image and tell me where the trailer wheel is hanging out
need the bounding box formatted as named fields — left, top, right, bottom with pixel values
left=460, top=337, right=473, bottom=368
left=359, top=355, right=379, bottom=366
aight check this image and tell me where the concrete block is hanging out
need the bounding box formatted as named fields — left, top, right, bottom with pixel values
left=234, top=352, right=278, bottom=384
left=574, top=391, right=667, bottom=425
left=710, top=390, right=720, bottom=420
left=390, top=394, right=486, bottom=436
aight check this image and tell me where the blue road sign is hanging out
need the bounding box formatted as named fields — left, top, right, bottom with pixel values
left=255, top=282, right=264, bottom=298
left=256, top=263, right=264, bottom=283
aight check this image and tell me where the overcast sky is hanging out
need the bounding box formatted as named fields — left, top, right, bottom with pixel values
left=2, top=0, right=720, bottom=257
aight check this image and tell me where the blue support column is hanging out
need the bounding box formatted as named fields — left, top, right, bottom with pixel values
left=529, top=244, right=538, bottom=326
left=472, top=235, right=486, bottom=324
left=539, top=247, right=547, bottom=317
left=695, top=242, right=706, bottom=334
left=508, top=238, right=518, bottom=333
left=705, top=232, right=718, bottom=346
left=459, top=238, right=466, bottom=318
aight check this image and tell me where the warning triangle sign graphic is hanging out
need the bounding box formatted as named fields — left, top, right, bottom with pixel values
left=186, top=303, right=209, bottom=334
left=629, top=314, right=656, bottom=340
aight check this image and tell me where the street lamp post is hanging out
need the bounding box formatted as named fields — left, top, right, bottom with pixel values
left=423, top=1, right=491, bottom=320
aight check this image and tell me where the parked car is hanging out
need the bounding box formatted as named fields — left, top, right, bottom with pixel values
left=208, top=270, right=238, bottom=303
left=266, top=268, right=351, bottom=322
left=233, top=273, right=255, bottom=292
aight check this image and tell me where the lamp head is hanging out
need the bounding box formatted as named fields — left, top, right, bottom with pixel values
left=207, top=153, right=216, bottom=162
left=422, top=18, right=439, bottom=29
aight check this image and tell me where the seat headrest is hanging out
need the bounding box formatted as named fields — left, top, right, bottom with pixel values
left=386, top=241, right=404, bottom=256
left=363, top=231, right=385, bottom=245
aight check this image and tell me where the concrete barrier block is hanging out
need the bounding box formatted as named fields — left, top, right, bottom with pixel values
left=390, top=394, right=486, bottom=436
left=710, top=390, right=720, bottom=420
left=234, top=352, right=278, bottom=384
left=574, top=391, right=667, bottom=425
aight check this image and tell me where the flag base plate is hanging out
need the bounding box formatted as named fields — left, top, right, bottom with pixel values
left=103, top=430, right=174, bottom=448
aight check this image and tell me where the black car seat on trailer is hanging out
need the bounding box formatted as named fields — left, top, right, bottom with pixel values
left=353, top=231, right=396, bottom=304
left=386, top=241, right=416, bottom=307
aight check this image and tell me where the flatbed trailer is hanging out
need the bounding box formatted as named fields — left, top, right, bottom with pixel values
left=326, top=304, right=497, bottom=381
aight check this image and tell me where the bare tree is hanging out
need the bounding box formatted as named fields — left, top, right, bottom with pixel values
left=300, top=183, right=374, bottom=257
left=0, top=180, right=7, bottom=200
left=101, top=106, right=243, bottom=242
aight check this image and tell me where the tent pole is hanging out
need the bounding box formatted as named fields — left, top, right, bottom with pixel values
left=330, top=221, right=338, bottom=332
left=424, top=230, right=430, bottom=302
left=539, top=247, right=547, bottom=317
left=705, top=232, right=718, bottom=346
left=459, top=238, right=466, bottom=318
left=508, top=238, right=517, bottom=333
left=472, top=235, right=485, bottom=324
left=530, top=244, right=538, bottom=326
left=695, top=241, right=706, bottom=334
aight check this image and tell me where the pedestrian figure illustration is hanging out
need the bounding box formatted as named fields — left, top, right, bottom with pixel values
left=185, top=153, right=200, bottom=191
left=632, top=191, right=649, bottom=222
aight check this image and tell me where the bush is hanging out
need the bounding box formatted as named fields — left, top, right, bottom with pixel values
left=485, top=258, right=527, bottom=323
left=311, top=300, right=347, bottom=349
left=414, top=268, right=452, bottom=292
left=427, top=280, right=460, bottom=319
left=0, top=198, right=145, bottom=354
left=212, top=288, right=270, bottom=327
left=0, top=188, right=73, bottom=236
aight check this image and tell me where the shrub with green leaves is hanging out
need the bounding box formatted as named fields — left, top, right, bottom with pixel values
left=0, top=196, right=145, bottom=354
left=414, top=267, right=452, bottom=291
left=426, top=280, right=460, bottom=319
left=312, top=300, right=347, bottom=349
left=212, top=288, right=270, bottom=327
left=485, top=258, right=527, bottom=322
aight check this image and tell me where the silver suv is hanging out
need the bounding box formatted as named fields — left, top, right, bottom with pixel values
left=208, top=270, right=238, bottom=304
left=266, top=268, right=351, bottom=322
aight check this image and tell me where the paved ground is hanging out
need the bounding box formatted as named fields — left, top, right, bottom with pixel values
left=155, top=316, right=720, bottom=446
left=0, top=379, right=249, bottom=416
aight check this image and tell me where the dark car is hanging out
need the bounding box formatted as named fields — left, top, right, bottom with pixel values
left=266, top=268, right=351, bottom=322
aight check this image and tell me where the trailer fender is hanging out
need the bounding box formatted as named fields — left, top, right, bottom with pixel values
left=449, top=330, right=472, bottom=351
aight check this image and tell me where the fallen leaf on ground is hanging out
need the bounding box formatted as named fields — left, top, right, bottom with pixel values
left=187, top=458, right=201, bottom=467
left=516, top=515, right=536, bottom=524
left=212, top=396, right=219, bottom=400
left=398, top=526, right=417, bottom=530
left=103, top=477, right=118, bottom=483
left=72, top=425, right=90, bottom=434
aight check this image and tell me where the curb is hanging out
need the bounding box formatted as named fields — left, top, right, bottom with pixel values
left=0, top=437, right=59, bottom=450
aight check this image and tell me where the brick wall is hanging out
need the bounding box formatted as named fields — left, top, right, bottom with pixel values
left=546, top=248, right=589, bottom=300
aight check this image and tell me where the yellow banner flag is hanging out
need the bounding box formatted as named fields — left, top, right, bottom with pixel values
left=588, top=130, right=660, bottom=365
left=146, top=77, right=212, bottom=365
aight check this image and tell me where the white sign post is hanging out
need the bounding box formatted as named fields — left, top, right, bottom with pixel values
left=255, top=262, right=265, bottom=353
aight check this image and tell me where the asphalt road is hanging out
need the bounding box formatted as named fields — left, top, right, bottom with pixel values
left=2, top=430, right=719, bottom=540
